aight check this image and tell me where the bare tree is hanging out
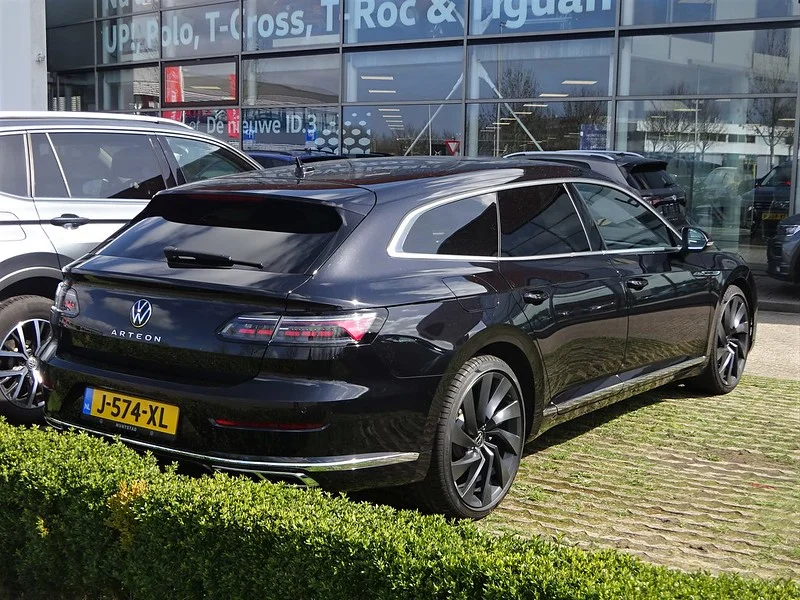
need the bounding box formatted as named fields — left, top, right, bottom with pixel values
left=694, top=99, right=726, bottom=160
left=748, top=29, right=794, bottom=167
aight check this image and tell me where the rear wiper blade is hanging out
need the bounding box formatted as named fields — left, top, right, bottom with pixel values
left=163, top=246, right=263, bottom=270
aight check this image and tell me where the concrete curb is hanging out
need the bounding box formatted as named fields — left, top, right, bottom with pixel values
left=760, top=300, right=800, bottom=314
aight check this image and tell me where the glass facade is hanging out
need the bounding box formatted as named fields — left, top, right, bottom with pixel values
left=46, top=0, right=800, bottom=268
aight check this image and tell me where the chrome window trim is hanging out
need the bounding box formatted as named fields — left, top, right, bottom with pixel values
left=387, top=177, right=683, bottom=261
left=0, top=111, right=194, bottom=130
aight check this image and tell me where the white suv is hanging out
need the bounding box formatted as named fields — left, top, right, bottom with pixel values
left=0, top=112, right=260, bottom=423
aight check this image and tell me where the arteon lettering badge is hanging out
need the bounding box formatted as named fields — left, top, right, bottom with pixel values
left=130, top=299, right=153, bottom=328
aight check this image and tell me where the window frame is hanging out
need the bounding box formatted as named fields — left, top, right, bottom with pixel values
left=387, top=178, right=682, bottom=261
left=0, top=132, right=32, bottom=199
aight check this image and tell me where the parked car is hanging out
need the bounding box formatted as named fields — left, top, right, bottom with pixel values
left=690, top=166, right=755, bottom=229
left=40, top=157, right=756, bottom=519
left=0, top=111, right=260, bottom=423
left=767, top=213, right=800, bottom=283
left=505, top=150, right=688, bottom=225
left=743, top=160, right=793, bottom=239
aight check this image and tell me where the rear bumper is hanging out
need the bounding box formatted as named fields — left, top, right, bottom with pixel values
left=41, top=350, right=440, bottom=490
left=44, top=415, right=419, bottom=487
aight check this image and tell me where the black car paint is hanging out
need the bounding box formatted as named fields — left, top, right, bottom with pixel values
left=41, top=157, right=757, bottom=491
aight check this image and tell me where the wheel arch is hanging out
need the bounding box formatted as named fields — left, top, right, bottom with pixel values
left=445, top=325, right=548, bottom=440
left=0, top=271, right=62, bottom=304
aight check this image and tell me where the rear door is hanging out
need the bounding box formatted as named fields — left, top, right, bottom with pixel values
left=31, top=131, right=168, bottom=267
left=571, top=182, right=714, bottom=377
left=496, top=183, right=628, bottom=407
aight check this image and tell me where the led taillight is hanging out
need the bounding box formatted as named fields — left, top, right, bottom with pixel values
left=219, top=317, right=279, bottom=341
left=54, top=282, right=79, bottom=317
left=219, top=311, right=385, bottom=345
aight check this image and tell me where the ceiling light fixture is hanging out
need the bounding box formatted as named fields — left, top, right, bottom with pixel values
left=539, top=93, right=569, bottom=98
left=368, top=89, right=396, bottom=94
left=361, top=75, right=394, bottom=81
left=378, top=108, right=400, bottom=112
left=561, top=80, right=597, bottom=85
left=523, top=103, right=549, bottom=108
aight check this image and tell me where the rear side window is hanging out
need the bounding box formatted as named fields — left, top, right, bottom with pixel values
left=165, top=137, right=255, bottom=183
left=401, top=194, right=498, bottom=257
left=499, top=184, right=589, bottom=257
left=31, top=133, right=68, bottom=197
left=100, top=195, right=343, bottom=274
left=0, top=135, right=28, bottom=197
left=48, top=132, right=166, bottom=199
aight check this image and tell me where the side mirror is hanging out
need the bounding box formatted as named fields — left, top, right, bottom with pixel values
left=681, top=227, right=711, bottom=252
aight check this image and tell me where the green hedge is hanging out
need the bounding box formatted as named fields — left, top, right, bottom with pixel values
left=0, top=421, right=796, bottom=600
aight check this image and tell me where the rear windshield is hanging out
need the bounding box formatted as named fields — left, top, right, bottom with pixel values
left=99, top=195, right=343, bottom=274
left=626, top=166, right=677, bottom=191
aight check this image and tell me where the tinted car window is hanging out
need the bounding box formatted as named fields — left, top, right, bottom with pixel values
left=402, top=194, right=498, bottom=257
left=165, top=137, right=255, bottom=183
left=499, top=184, right=589, bottom=257
left=31, top=134, right=68, bottom=197
left=101, top=195, right=342, bottom=274
left=48, top=132, right=166, bottom=199
left=628, top=166, right=677, bottom=191
left=0, top=135, right=28, bottom=197
left=574, top=183, right=673, bottom=250
left=760, top=163, right=792, bottom=187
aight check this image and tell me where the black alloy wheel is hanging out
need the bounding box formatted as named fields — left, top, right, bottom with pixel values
left=419, top=355, right=526, bottom=519
left=688, top=285, right=751, bottom=395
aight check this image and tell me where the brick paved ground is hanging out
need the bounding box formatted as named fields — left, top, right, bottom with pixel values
left=480, top=375, right=800, bottom=581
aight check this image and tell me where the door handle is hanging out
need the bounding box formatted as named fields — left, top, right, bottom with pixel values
left=523, top=290, right=549, bottom=305
left=626, top=278, right=649, bottom=291
left=50, top=214, right=90, bottom=228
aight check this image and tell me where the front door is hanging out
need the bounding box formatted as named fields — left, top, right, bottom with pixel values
left=571, top=182, right=714, bottom=378
left=497, top=183, right=628, bottom=406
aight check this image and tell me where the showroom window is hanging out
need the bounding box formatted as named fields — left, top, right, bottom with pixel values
left=242, top=0, right=340, bottom=50
left=341, top=104, right=462, bottom=156
left=470, top=0, right=616, bottom=36
left=99, top=65, right=161, bottom=110
left=343, top=0, right=465, bottom=44
left=622, top=0, right=800, bottom=26
left=97, top=0, right=159, bottom=18
left=163, top=60, right=237, bottom=106
left=161, top=1, right=240, bottom=59
left=466, top=101, right=611, bottom=156
left=617, top=28, right=800, bottom=97
left=242, top=55, right=339, bottom=106
left=97, top=14, right=161, bottom=64
left=242, top=106, right=340, bottom=153
left=344, top=46, right=463, bottom=103
left=46, top=24, right=95, bottom=71
left=401, top=194, right=498, bottom=257
left=48, top=0, right=95, bottom=27
left=468, top=38, right=614, bottom=100
left=49, top=71, right=97, bottom=112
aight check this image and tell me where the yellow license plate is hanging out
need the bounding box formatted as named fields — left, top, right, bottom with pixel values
left=763, top=213, right=784, bottom=220
left=82, top=387, right=179, bottom=435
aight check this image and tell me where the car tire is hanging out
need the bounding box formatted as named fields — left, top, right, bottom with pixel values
left=686, top=285, right=751, bottom=395
left=0, top=295, right=53, bottom=425
left=414, top=355, right=526, bottom=520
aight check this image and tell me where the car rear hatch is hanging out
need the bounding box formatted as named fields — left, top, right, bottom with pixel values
left=54, top=185, right=375, bottom=385
left=623, top=162, right=686, bottom=219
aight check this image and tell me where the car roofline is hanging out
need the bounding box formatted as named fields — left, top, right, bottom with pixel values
left=0, top=111, right=194, bottom=131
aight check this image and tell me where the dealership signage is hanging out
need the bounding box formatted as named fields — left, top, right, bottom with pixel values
left=100, top=0, right=614, bottom=57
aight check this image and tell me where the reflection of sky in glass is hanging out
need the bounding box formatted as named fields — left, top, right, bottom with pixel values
left=345, top=47, right=463, bottom=102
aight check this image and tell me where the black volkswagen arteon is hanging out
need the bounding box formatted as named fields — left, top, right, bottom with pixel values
left=40, top=157, right=757, bottom=519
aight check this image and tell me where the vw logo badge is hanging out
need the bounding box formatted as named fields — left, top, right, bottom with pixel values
left=130, top=299, right=153, bottom=328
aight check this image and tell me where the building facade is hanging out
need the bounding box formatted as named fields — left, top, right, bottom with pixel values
left=45, top=0, right=800, bottom=264
left=0, top=0, right=47, bottom=110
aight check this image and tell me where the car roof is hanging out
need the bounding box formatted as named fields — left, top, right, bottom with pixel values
left=155, top=156, right=607, bottom=211
left=0, top=111, right=195, bottom=133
